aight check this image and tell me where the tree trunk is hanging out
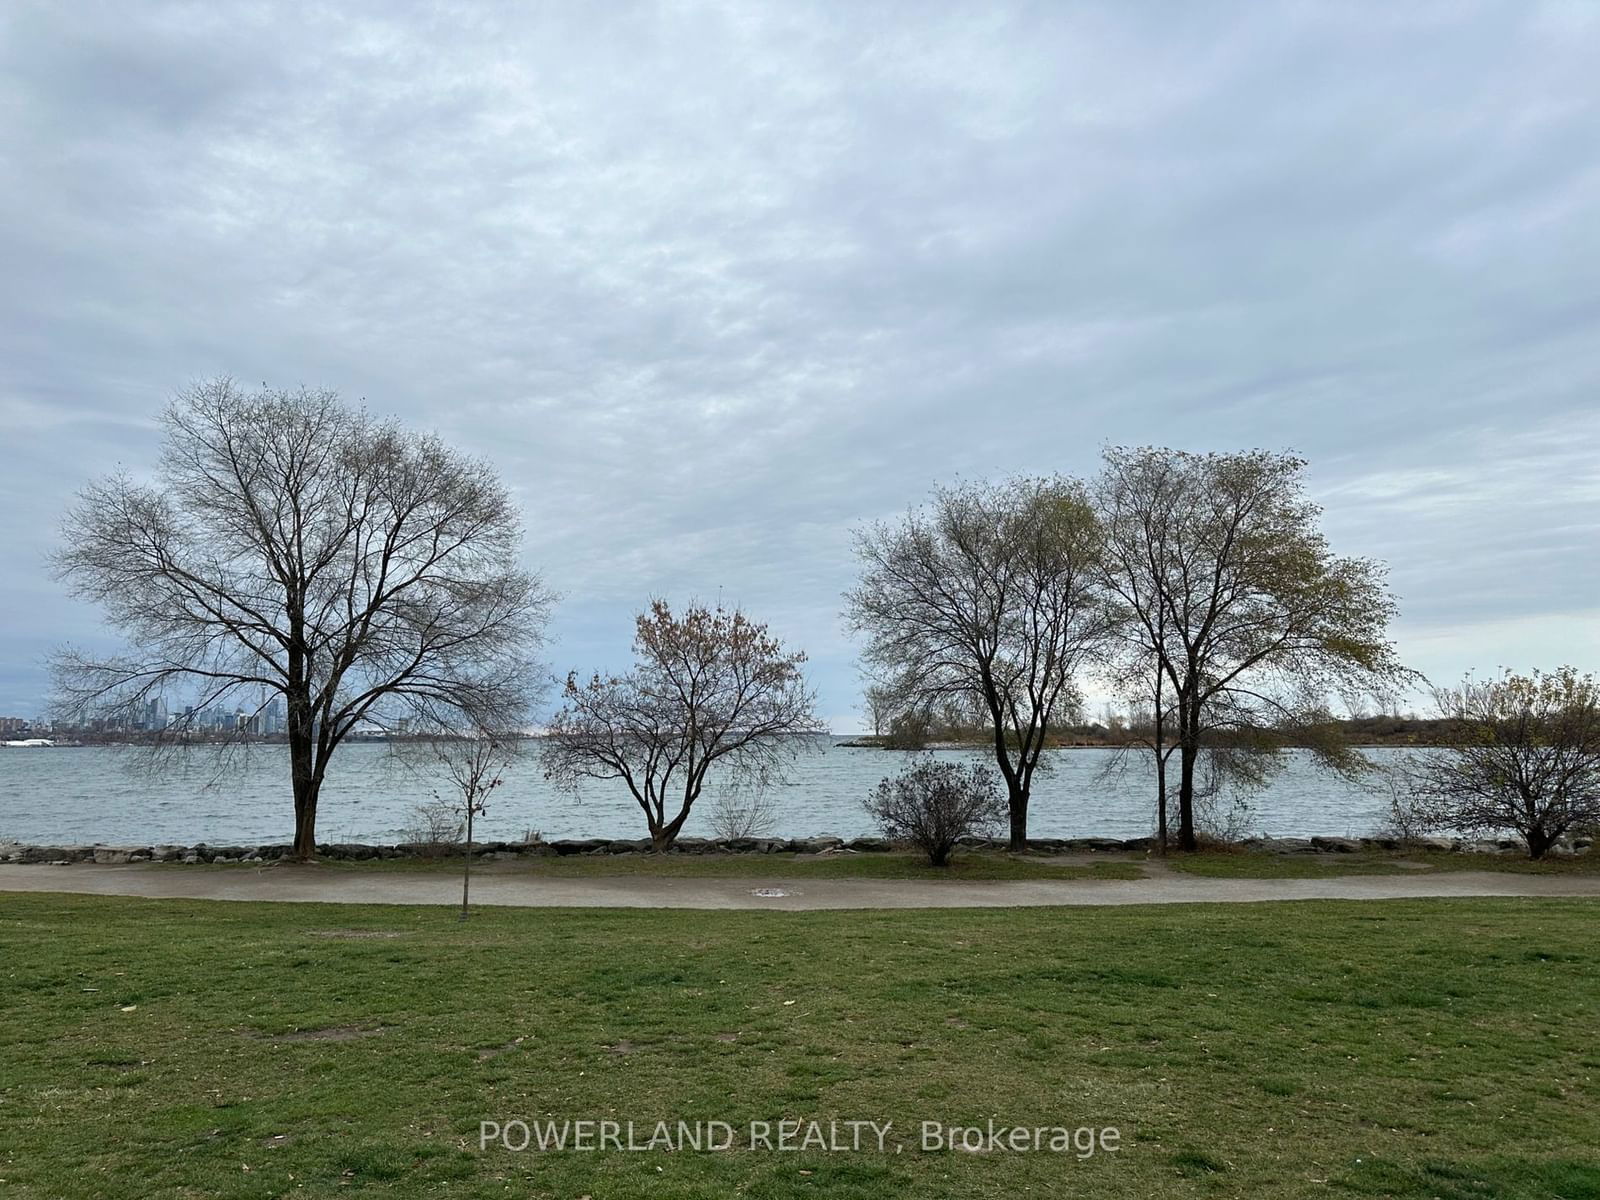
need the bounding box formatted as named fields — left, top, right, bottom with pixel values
left=289, top=725, right=319, bottom=861
left=1525, top=828, right=1555, bottom=860
left=1177, top=742, right=1199, bottom=853
left=1007, top=783, right=1029, bottom=852
left=286, top=673, right=318, bottom=860
left=461, top=802, right=473, bottom=918
left=651, top=806, right=692, bottom=852
left=1155, top=752, right=1169, bottom=855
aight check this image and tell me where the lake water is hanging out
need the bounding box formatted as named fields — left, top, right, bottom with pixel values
left=0, top=739, right=1399, bottom=846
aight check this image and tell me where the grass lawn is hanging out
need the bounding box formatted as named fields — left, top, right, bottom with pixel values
left=260, top=850, right=1148, bottom=881
left=1165, top=850, right=1600, bottom=880
left=2, top=894, right=1598, bottom=1199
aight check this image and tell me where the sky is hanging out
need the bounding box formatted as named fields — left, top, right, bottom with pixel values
left=1, top=1, right=1597, bottom=731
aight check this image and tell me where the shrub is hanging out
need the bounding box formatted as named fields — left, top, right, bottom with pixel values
left=401, top=799, right=463, bottom=859
left=882, top=711, right=931, bottom=751
left=865, top=759, right=1005, bottom=866
left=706, top=787, right=778, bottom=839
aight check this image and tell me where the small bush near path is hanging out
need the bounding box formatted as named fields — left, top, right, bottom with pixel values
left=865, top=759, right=1006, bottom=865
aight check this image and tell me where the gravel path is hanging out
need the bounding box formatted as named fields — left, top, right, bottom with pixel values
left=3, top=862, right=1599, bottom=909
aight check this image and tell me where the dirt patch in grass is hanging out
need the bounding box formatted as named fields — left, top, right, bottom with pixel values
left=246, top=1024, right=390, bottom=1043
left=476, top=1038, right=525, bottom=1061
left=305, top=929, right=410, bottom=939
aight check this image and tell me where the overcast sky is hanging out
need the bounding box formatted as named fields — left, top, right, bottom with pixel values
left=2, top=2, right=1597, bottom=729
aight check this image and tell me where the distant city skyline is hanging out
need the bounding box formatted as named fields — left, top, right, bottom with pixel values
left=3, top=3, right=1598, bottom=729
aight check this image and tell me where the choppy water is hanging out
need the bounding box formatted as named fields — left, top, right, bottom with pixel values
left=0, top=738, right=1398, bottom=846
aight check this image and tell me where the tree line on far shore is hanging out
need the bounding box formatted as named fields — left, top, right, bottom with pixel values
left=50, top=380, right=1600, bottom=863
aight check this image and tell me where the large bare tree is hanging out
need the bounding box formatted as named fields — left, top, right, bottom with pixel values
left=52, top=379, right=551, bottom=859
left=1400, top=668, right=1600, bottom=859
left=543, top=601, right=823, bottom=850
left=846, top=477, right=1109, bottom=849
left=1096, top=446, right=1412, bottom=852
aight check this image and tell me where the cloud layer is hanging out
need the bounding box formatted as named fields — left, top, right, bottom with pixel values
left=3, top=1, right=1597, bottom=726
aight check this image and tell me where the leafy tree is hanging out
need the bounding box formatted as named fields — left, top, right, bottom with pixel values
left=846, top=477, right=1109, bottom=849
left=544, top=602, right=823, bottom=850
left=1402, top=668, right=1600, bottom=858
left=1096, top=447, right=1412, bottom=852
left=52, top=379, right=550, bottom=859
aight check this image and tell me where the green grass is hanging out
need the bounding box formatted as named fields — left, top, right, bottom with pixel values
left=3, top=895, right=1599, bottom=1199
left=256, top=850, right=1148, bottom=881
left=1166, top=849, right=1600, bottom=879
left=161, top=846, right=1600, bottom=884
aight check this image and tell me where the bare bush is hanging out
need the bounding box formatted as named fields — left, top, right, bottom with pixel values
left=402, top=799, right=464, bottom=858
left=865, top=759, right=1006, bottom=866
left=706, top=786, right=779, bottom=840
left=1368, top=763, right=1429, bottom=846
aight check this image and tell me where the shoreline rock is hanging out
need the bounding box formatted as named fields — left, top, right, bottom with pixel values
left=0, top=833, right=1587, bottom=865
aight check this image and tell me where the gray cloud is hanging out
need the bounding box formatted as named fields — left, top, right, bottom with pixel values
left=2, top=1, right=1597, bottom=726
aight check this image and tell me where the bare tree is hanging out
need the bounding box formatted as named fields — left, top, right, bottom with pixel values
left=417, top=731, right=521, bottom=917
left=52, top=379, right=551, bottom=860
left=1098, top=680, right=1181, bottom=851
left=865, top=759, right=1006, bottom=866
left=863, top=682, right=897, bottom=739
left=543, top=601, right=824, bottom=850
left=1096, top=447, right=1414, bottom=852
left=846, top=477, right=1109, bottom=849
left=1402, top=668, right=1600, bottom=858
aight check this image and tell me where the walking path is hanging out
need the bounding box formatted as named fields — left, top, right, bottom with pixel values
left=3, top=862, right=1598, bottom=909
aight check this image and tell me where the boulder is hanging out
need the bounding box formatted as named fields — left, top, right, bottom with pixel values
left=549, top=838, right=608, bottom=856
left=1066, top=837, right=1127, bottom=853
left=845, top=837, right=891, bottom=853
left=1310, top=836, right=1361, bottom=854
left=92, top=847, right=138, bottom=865
left=1254, top=837, right=1313, bottom=853
left=322, top=843, right=378, bottom=860
left=786, top=837, right=844, bottom=854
